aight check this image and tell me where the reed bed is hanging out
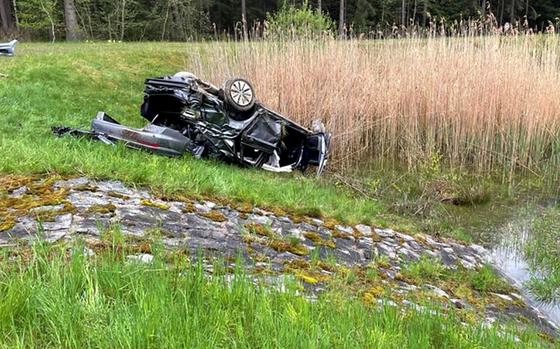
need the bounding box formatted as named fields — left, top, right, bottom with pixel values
left=190, top=35, right=560, bottom=180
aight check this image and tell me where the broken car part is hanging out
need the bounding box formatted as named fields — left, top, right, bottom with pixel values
left=54, top=72, right=331, bottom=176
left=0, top=40, right=18, bottom=56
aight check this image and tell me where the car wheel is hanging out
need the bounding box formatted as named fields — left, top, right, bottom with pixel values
left=223, top=77, right=256, bottom=112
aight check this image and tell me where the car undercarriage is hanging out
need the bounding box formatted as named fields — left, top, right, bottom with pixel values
left=54, top=72, right=331, bottom=176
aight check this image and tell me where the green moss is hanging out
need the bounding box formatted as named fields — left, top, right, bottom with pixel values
left=35, top=202, right=77, bottom=222
left=285, top=259, right=311, bottom=270
left=303, top=231, right=321, bottom=242
left=362, top=286, right=385, bottom=305
left=289, top=215, right=305, bottom=224
left=140, top=199, right=170, bottom=210
left=296, top=272, right=320, bottom=284
left=0, top=175, right=37, bottom=194
left=269, top=239, right=309, bottom=256
left=85, top=204, right=116, bottom=215
left=303, top=231, right=336, bottom=248
left=323, top=219, right=338, bottom=230
left=284, top=259, right=329, bottom=284
left=74, top=184, right=98, bottom=192
left=245, top=223, right=274, bottom=238
left=331, top=230, right=351, bottom=240
left=0, top=217, right=16, bottom=232
left=0, top=176, right=74, bottom=230
left=181, top=202, right=197, bottom=213
left=316, top=260, right=337, bottom=272
left=266, top=206, right=287, bottom=217
left=293, top=206, right=323, bottom=218
left=107, top=191, right=130, bottom=200
left=201, top=210, right=227, bottom=222
left=232, top=202, right=254, bottom=214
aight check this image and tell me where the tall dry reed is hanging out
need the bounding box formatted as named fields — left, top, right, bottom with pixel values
left=188, top=35, right=560, bottom=179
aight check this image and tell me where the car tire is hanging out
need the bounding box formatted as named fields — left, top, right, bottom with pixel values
left=223, top=77, right=256, bottom=112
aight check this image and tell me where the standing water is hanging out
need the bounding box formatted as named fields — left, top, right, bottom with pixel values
left=489, top=218, right=560, bottom=328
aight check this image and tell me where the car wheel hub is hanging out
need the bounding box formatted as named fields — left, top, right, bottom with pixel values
left=230, top=80, right=253, bottom=107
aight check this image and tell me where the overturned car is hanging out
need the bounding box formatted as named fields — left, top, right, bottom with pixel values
left=54, top=72, right=331, bottom=176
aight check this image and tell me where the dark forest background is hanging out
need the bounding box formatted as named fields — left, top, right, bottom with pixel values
left=1, top=0, right=560, bottom=41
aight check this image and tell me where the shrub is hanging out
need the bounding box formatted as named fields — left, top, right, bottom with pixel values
left=265, top=1, right=334, bottom=39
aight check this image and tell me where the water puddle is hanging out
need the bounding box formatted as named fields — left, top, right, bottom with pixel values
left=489, top=221, right=560, bottom=327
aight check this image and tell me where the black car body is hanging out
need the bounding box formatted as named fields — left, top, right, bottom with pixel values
left=55, top=73, right=331, bottom=176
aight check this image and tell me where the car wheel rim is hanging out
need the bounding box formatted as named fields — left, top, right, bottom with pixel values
left=230, top=80, right=253, bottom=107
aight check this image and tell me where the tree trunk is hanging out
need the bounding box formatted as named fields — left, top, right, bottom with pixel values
left=412, top=0, right=417, bottom=25
left=107, top=14, right=112, bottom=40
left=161, top=0, right=170, bottom=40
left=510, top=0, right=515, bottom=23
left=241, top=0, right=248, bottom=40
left=120, top=0, right=126, bottom=41
left=482, top=0, right=487, bottom=17
left=422, top=0, right=428, bottom=26
left=317, top=0, right=321, bottom=11
left=172, top=3, right=185, bottom=41
left=0, top=0, right=15, bottom=34
left=499, top=0, right=504, bottom=25
left=38, top=0, right=55, bottom=42
left=11, top=0, right=17, bottom=29
left=64, top=0, right=79, bottom=40
left=339, top=0, right=345, bottom=38
left=401, top=0, right=406, bottom=26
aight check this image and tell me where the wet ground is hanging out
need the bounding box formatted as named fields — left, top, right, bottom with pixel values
left=490, top=220, right=560, bottom=327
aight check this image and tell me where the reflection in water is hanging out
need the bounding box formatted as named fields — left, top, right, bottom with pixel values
left=490, top=223, right=560, bottom=326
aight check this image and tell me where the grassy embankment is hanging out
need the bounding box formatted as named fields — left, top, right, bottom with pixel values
left=0, top=240, right=551, bottom=348
left=2, top=40, right=559, bottom=241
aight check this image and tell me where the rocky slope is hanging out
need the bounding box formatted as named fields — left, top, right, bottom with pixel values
left=0, top=175, right=557, bottom=337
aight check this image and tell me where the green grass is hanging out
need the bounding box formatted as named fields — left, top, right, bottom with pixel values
left=468, top=264, right=513, bottom=294
left=0, top=241, right=551, bottom=348
left=400, top=257, right=512, bottom=294
left=0, top=42, right=382, bottom=225
left=525, top=206, right=560, bottom=303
